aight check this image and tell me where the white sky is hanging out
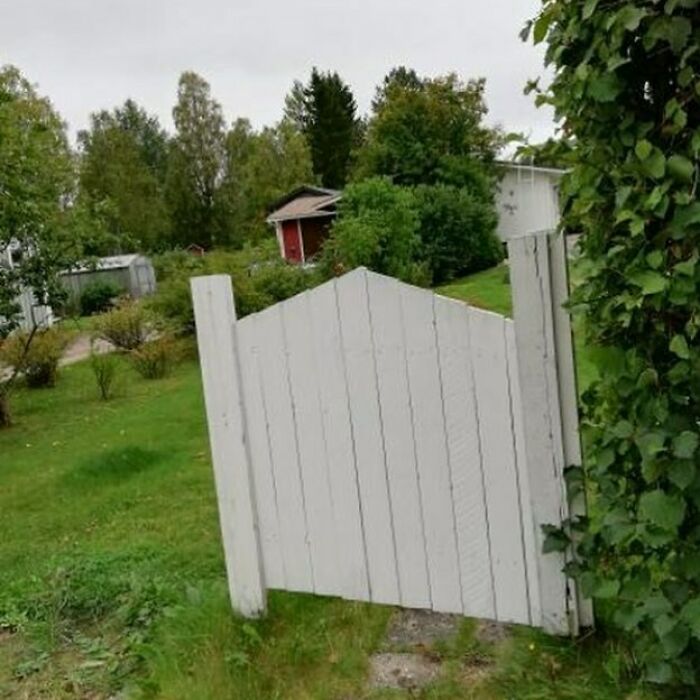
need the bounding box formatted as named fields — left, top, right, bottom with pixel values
left=0, top=0, right=555, bottom=143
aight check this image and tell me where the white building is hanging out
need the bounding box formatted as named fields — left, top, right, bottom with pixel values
left=1, top=241, right=54, bottom=332
left=495, top=164, right=566, bottom=242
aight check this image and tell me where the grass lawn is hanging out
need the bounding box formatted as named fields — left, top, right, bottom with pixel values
left=0, top=268, right=658, bottom=699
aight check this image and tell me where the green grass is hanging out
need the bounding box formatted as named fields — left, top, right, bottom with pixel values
left=0, top=267, right=660, bottom=699
left=436, top=265, right=513, bottom=318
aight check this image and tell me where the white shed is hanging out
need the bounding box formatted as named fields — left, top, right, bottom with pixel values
left=60, top=254, right=157, bottom=302
left=495, top=164, right=565, bottom=242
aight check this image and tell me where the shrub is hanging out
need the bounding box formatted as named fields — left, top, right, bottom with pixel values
left=95, top=300, right=150, bottom=351
left=0, top=328, right=68, bottom=388
left=320, top=177, right=426, bottom=284
left=528, top=0, right=700, bottom=685
left=130, top=336, right=181, bottom=380
left=414, top=184, right=503, bottom=284
left=79, top=281, right=123, bottom=316
left=90, top=349, right=119, bottom=400
left=147, top=244, right=320, bottom=333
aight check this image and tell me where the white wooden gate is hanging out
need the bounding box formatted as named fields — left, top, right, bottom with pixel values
left=191, top=232, right=592, bottom=636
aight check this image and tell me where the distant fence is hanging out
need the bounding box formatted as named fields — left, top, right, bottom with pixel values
left=192, top=231, right=592, bottom=636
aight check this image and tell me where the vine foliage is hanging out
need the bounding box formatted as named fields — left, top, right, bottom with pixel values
left=524, top=0, right=700, bottom=686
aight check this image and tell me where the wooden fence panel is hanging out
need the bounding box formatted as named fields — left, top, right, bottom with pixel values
left=307, top=280, right=369, bottom=601
left=237, top=318, right=286, bottom=590
left=193, top=244, right=584, bottom=632
left=336, top=270, right=400, bottom=605
left=254, top=305, right=314, bottom=592
left=366, top=272, right=431, bottom=610
left=282, top=292, right=340, bottom=596
left=434, top=297, right=496, bottom=620
left=400, top=283, right=463, bottom=614
left=468, top=308, right=531, bottom=625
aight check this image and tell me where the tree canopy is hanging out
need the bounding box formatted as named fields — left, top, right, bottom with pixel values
left=0, top=65, right=103, bottom=424
left=78, top=100, right=169, bottom=251
left=355, top=72, right=503, bottom=187
left=166, top=71, right=226, bottom=249
left=290, top=68, right=360, bottom=189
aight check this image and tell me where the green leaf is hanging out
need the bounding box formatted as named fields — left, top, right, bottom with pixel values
left=646, top=250, right=664, bottom=269
left=618, top=6, right=645, bottom=31
left=630, top=270, right=667, bottom=295
left=643, top=148, right=667, bottom=179
left=589, top=74, right=621, bottom=102
left=613, top=420, right=634, bottom=438
left=533, top=13, right=551, bottom=44
left=670, top=334, right=690, bottom=359
left=542, top=524, right=570, bottom=553
left=669, top=460, right=696, bottom=490
left=672, top=431, right=698, bottom=458
left=667, top=154, right=695, bottom=183
left=636, top=140, right=652, bottom=161
left=639, top=490, right=686, bottom=531
left=646, top=661, right=673, bottom=684
left=594, top=578, right=621, bottom=599
left=636, top=432, right=666, bottom=459
left=681, top=598, right=700, bottom=638
left=674, top=258, right=696, bottom=276
left=582, top=0, right=599, bottom=19
left=673, top=202, right=700, bottom=229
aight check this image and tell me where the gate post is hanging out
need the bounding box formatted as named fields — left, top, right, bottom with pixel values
left=191, top=275, right=266, bottom=617
left=508, top=231, right=592, bottom=635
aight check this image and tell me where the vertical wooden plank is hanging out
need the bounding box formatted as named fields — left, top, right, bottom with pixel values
left=548, top=233, right=595, bottom=630
left=255, top=303, right=315, bottom=593
left=505, top=321, right=541, bottom=626
left=282, top=292, right=340, bottom=596
left=308, top=280, right=369, bottom=601
left=401, top=283, right=462, bottom=614
left=366, top=272, right=431, bottom=610
left=336, top=269, right=400, bottom=605
left=469, top=307, right=531, bottom=625
left=191, top=275, right=266, bottom=617
left=236, top=315, right=286, bottom=590
left=509, top=233, right=574, bottom=635
left=434, top=295, right=496, bottom=620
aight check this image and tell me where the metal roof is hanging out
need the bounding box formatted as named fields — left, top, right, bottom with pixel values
left=267, top=192, right=340, bottom=223
left=64, top=254, right=147, bottom=274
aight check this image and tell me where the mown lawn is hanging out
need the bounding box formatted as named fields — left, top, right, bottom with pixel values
left=0, top=268, right=660, bottom=699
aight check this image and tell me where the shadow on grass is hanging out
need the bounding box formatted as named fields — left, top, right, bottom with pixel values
left=67, top=446, right=165, bottom=486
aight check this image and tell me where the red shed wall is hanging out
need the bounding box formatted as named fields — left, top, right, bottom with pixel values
left=281, top=220, right=303, bottom=263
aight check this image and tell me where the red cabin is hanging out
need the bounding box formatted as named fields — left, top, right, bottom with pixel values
left=267, top=185, right=341, bottom=264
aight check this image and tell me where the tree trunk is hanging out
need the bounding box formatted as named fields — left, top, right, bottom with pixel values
left=0, top=392, right=11, bottom=429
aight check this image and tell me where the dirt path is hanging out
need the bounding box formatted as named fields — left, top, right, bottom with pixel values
left=59, top=333, right=113, bottom=367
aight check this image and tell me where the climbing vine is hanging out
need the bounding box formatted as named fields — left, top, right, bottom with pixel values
left=524, top=0, right=700, bottom=686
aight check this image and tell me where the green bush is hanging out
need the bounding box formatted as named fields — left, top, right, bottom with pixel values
left=148, top=244, right=320, bottom=334
left=79, top=281, right=123, bottom=316
left=130, top=335, right=181, bottom=380
left=90, top=349, right=119, bottom=400
left=95, top=300, right=150, bottom=351
left=320, top=177, right=427, bottom=284
left=0, top=328, right=68, bottom=388
left=414, top=183, right=503, bottom=284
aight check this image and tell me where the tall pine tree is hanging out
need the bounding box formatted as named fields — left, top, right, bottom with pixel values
left=293, top=69, right=359, bottom=189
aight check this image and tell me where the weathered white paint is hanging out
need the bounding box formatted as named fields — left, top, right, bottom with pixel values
left=191, top=236, right=586, bottom=633
left=509, top=232, right=582, bottom=635
left=496, top=164, right=563, bottom=242
left=190, top=275, right=265, bottom=617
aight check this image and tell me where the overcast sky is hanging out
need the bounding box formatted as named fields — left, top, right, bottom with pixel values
left=0, top=0, right=555, bottom=144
